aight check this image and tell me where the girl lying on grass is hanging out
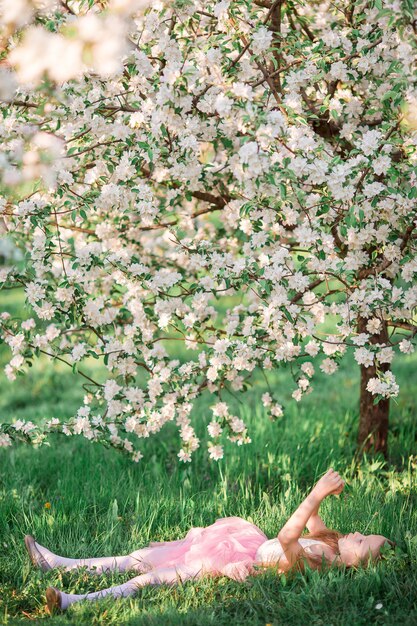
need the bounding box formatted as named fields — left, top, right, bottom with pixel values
left=24, top=468, right=393, bottom=613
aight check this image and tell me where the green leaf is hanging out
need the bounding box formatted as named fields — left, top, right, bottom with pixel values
left=283, top=309, right=294, bottom=324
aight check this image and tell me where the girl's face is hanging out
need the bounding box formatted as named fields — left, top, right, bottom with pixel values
left=338, top=532, right=389, bottom=566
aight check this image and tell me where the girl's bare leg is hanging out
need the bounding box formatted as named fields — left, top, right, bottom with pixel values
left=34, top=540, right=154, bottom=574
left=52, top=565, right=195, bottom=610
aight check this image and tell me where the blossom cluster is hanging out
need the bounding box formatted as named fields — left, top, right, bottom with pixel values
left=0, top=0, right=416, bottom=460
left=1, top=0, right=151, bottom=86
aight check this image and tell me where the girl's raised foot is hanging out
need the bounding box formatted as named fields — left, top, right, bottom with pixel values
left=24, top=535, right=52, bottom=572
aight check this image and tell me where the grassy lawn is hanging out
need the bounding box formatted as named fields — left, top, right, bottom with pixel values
left=0, top=289, right=416, bottom=625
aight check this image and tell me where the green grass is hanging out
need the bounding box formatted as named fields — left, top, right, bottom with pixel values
left=0, top=290, right=416, bottom=625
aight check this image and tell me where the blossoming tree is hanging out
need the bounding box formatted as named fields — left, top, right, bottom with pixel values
left=0, top=0, right=416, bottom=461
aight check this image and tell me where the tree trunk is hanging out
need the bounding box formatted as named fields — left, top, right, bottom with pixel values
left=357, top=317, right=390, bottom=457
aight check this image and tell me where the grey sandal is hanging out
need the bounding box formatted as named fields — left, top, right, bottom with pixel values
left=24, top=535, right=52, bottom=572
left=46, top=586, right=63, bottom=613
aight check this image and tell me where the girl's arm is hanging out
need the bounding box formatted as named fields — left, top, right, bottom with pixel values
left=278, top=469, right=344, bottom=567
left=306, top=504, right=328, bottom=534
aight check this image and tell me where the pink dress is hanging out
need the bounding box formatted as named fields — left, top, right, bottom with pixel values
left=133, top=516, right=267, bottom=581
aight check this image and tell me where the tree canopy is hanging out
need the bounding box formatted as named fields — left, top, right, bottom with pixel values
left=0, top=0, right=416, bottom=461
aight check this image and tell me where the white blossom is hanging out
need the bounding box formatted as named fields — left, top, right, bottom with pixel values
left=207, top=421, right=223, bottom=437
left=354, top=348, right=374, bottom=367
left=262, top=392, right=272, bottom=407
left=320, top=358, right=339, bottom=375
left=251, top=26, right=273, bottom=55
left=399, top=339, right=414, bottom=354
left=208, top=443, right=224, bottom=461
left=357, top=130, right=382, bottom=156
left=0, top=433, right=12, bottom=447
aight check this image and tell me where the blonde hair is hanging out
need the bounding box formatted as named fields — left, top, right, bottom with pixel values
left=303, top=529, right=342, bottom=554
left=294, top=529, right=342, bottom=571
